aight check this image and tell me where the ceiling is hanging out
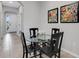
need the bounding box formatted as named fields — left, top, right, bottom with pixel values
left=2, top=1, right=21, bottom=8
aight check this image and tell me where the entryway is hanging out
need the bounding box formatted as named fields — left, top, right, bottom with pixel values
left=0, top=1, right=24, bottom=40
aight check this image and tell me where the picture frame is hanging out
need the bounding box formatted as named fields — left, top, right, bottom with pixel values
left=48, top=8, right=58, bottom=23
left=60, top=2, right=79, bottom=23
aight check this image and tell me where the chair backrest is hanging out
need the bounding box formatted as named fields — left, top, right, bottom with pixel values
left=21, top=32, right=28, bottom=52
left=51, top=28, right=60, bottom=34
left=50, top=32, right=64, bottom=52
left=29, top=28, right=38, bottom=38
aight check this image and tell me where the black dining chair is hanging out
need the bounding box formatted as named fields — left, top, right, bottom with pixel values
left=39, top=32, right=64, bottom=58
left=21, top=32, right=37, bottom=58
left=29, top=28, right=39, bottom=49
left=42, top=28, right=60, bottom=47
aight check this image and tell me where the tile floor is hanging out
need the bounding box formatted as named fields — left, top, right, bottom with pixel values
left=0, top=33, right=75, bottom=58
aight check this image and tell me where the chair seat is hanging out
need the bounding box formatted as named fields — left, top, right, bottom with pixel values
left=25, top=44, right=40, bottom=53
left=28, top=45, right=34, bottom=53
left=23, top=45, right=34, bottom=53
left=40, top=44, right=59, bottom=57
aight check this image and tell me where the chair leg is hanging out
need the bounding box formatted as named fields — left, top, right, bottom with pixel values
left=49, top=56, right=52, bottom=58
left=40, top=51, right=42, bottom=58
left=58, top=52, right=60, bottom=58
left=23, top=49, right=25, bottom=58
left=23, top=52, right=25, bottom=58
left=54, top=54, right=56, bottom=58
left=26, top=52, right=28, bottom=58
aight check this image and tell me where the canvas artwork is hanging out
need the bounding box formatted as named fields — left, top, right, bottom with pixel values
left=48, top=8, right=58, bottom=23
left=60, top=2, right=79, bottom=23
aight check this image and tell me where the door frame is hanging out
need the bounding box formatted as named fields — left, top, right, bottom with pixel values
left=17, top=2, right=24, bottom=35
left=1, top=1, right=24, bottom=36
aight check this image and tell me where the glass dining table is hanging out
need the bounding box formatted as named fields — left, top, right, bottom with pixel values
left=26, top=33, right=51, bottom=57
left=26, top=33, right=51, bottom=43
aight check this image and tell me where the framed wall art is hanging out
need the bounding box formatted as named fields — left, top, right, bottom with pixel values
left=60, top=2, right=79, bottom=23
left=48, top=8, right=58, bottom=23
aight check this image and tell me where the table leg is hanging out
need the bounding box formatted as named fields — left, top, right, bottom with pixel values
left=33, top=42, right=37, bottom=58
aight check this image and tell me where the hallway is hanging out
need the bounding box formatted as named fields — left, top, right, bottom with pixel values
left=0, top=33, right=22, bottom=58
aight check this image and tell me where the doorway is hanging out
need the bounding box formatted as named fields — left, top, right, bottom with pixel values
left=1, top=1, right=24, bottom=37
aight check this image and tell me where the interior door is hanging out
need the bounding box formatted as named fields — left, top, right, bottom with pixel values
left=5, top=13, right=18, bottom=33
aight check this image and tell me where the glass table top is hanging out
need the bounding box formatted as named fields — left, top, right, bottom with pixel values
left=26, top=33, right=51, bottom=42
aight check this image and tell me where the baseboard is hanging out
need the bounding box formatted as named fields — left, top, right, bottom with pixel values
left=61, top=48, right=79, bottom=58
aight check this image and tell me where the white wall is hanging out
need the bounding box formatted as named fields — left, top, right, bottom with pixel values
left=40, top=1, right=79, bottom=57
left=0, top=2, right=5, bottom=39
left=22, top=1, right=41, bottom=38
left=2, top=11, right=6, bottom=36
left=0, top=2, right=2, bottom=39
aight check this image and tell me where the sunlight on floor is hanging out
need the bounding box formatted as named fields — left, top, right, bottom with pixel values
left=3, top=33, right=12, bottom=51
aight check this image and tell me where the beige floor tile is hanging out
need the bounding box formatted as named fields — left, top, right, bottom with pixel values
left=0, top=33, right=75, bottom=58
